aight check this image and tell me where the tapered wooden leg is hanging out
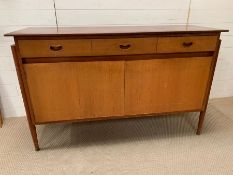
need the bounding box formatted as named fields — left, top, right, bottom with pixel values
left=196, top=111, right=206, bottom=135
left=196, top=40, right=221, bottom=135
left=11, top=45, right=40, bottom=151
left=0, top=111, right=3, bottom=128
left=29, top=124, right=40, bottom=151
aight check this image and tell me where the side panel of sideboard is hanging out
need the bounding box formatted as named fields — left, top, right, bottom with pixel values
left=11, top=45, right=40, bottom=151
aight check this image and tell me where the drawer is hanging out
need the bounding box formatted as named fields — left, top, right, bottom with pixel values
left=92, top=38, right=157, bottom=56
left=157, top=36, right=218, bottom=53
left=18, top=39, right=92, bottom=58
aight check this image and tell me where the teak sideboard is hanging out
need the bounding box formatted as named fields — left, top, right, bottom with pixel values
left=5, top=25, right=228, bottom=150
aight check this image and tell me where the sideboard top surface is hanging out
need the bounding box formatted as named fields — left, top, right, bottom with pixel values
left=5, top=25, right=228, bottom=37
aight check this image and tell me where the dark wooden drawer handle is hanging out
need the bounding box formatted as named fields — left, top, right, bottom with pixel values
left=119, top=44, right=131, bottom=49
left=182, top=42, right=193, bottom=47
left=50, top=45, right=63, bottom=51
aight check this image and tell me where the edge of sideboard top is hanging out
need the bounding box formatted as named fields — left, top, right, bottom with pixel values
left=4, top=25, right=228, bottom=37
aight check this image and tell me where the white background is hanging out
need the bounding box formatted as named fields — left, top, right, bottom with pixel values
left=0, top=0, right=233, bottom=118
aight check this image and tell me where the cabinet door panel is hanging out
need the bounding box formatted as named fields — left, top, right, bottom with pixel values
left=125, top=57, right=212, bottom=115
left=24, top=61, right=124, bottom=123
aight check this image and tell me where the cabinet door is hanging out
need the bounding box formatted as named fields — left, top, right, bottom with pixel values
left=24, top=61, right=124, bottom=123
left=125, top=57, right=212, bottom=115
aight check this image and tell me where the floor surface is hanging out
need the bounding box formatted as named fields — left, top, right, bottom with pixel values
left=0, top=97, right=233, bottom=175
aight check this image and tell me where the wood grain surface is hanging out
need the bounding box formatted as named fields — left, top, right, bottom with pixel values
left=125, top=57, right=212, bottom=115
left=157, top=36, right=218, bottom=53
left=24, top=61, right=125, bottom=123
left=4, top=25, right=228, bottom=37
left=92, top=37, right=157, bottom=55
left=18, top=39, right=92, bottom=58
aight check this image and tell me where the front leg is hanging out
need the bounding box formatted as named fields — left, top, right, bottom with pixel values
left=29, top=124, right=40, bottom=151
left=196, top=111, right=206, bottom=135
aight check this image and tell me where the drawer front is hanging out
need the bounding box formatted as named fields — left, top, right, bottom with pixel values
left=18, top=39, right=92, bottom=58
left=92, top=38, right=157, bottom=56
left=157, top=36, right=218, bottom=53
